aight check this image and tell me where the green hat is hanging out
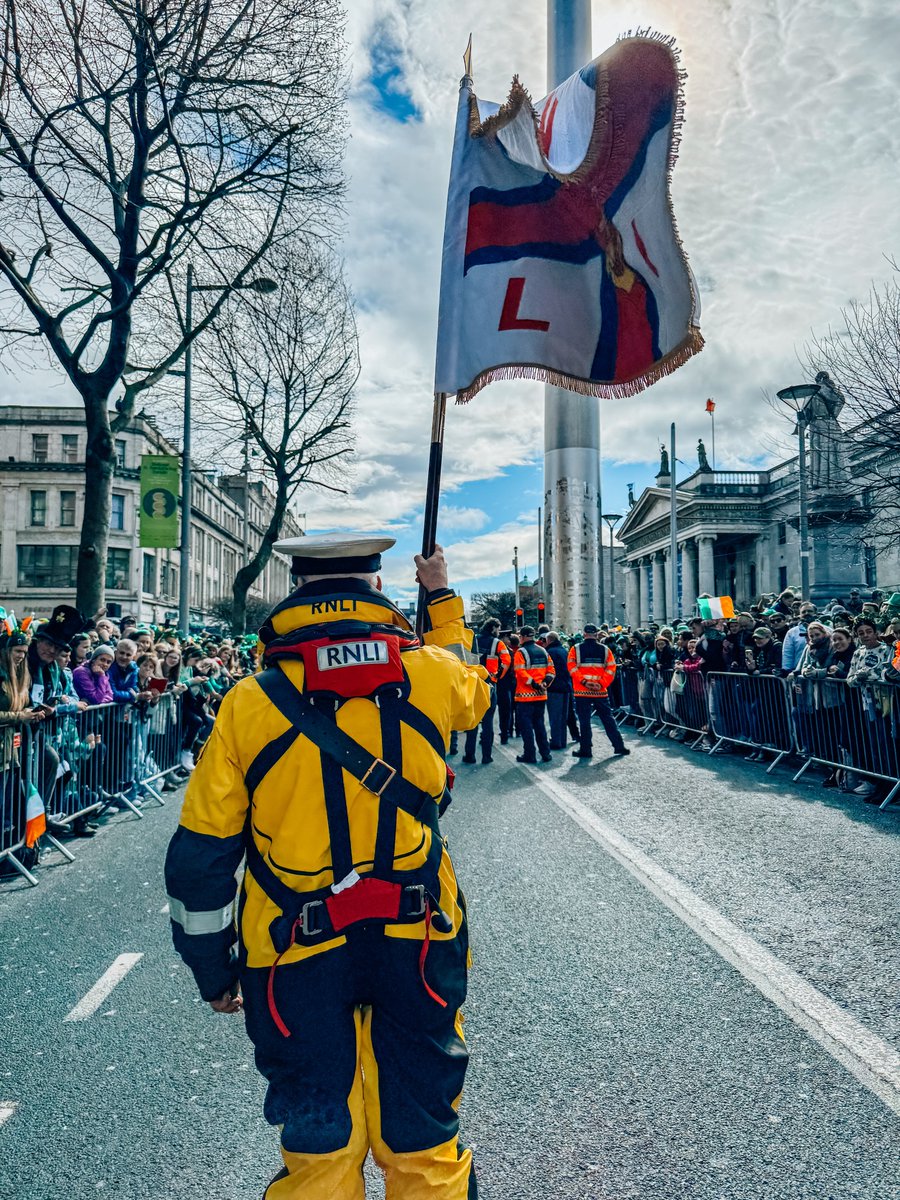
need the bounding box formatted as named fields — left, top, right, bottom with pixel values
left=887, top=594, right=900, bottom=608
left=752, top=627, right=772, bottom=639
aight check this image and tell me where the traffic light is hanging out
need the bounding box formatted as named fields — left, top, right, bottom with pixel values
left=537, top=601, right=546, bottom=622
left=515, top=607, right=524, bottom=624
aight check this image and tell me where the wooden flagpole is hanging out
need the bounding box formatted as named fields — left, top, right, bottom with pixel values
left=416, top=391, right=448, bottom=639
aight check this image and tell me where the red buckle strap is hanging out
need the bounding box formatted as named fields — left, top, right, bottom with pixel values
left=418, top=901, right=448, bottom=1009
left=267, top=915, right=303, bottom=1038
left=325, top=876, right=402, bottom=932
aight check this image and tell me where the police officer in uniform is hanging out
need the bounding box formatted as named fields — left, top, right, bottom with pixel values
left=567, top=623, right=630, bottom=759
left=165, top=534, right=490, bottom=1199
left=461, top=618, right=510, bottom=764
left=512, top=626, right=554, bottom=763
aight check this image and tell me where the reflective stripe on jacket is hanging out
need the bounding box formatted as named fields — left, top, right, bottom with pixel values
left=567, top=641, right=616, bottom=698
left=513, top=642, right=553, bottom=701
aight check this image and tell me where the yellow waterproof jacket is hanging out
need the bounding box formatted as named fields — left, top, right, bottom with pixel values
left=165, top=580, right=490, bottom=1000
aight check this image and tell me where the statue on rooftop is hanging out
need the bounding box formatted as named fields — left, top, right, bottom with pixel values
left=658, top=444, right=669, bottom=476
left=697, top=438, right=711, bottom=472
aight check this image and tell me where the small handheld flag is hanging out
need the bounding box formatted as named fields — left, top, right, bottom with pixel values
left=697, top=596, right=735, bottom=620
left=25, top=782, right=46, bottom=848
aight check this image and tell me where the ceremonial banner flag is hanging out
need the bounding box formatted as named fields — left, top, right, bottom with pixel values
left=697, top=596, right=735, bottom=620
left=435, top=33, right=702, bottom=402
left=139, top=455, right=180, bottom=548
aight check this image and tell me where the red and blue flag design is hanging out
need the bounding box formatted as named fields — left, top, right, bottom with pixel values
left=435, top=34, right=703, bottom=401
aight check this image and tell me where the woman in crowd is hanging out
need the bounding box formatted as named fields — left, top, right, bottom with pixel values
left=846, top=618, right=893, bottom=799
left=0, top=631, right=46, bottom=867
left=71, top=633, right=91, bottom=668
left=73, top=645, right=115, bottom=705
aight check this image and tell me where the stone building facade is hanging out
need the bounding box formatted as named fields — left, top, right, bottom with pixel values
left=616, top=444, right=897, bottom=625
left=0, top=405, right=303, bottom=627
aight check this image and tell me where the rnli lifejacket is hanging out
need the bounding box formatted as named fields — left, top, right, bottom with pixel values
left=513, top=641, right=554, bottom=701
left=472, top=632, right=511, bottom=685
left=567, top=640, right=617, bottom=698
left=165, top=579, right=490, bottom=1031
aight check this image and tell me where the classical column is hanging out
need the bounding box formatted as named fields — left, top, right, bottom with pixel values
left=624, top=563, right=640, bottom=627
left=697, top=534, right=716, bottom=597
left=756, top=530, right=772, bottom=595
left=640, top=557, right=652, bottom=624
left=652, top=552, right=666, bottom=622
left=681, top=539, right=697, bottom=616
left=0, top=485, right=19, bottom=594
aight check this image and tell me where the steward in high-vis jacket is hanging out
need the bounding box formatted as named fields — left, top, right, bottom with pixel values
left=567, top=623, right=629, bottom=759
left=513, top=626, right=554, bottom=764
left=165, top=534, right=490, bottom=1200
left=462, top=619, right=511, bottom=765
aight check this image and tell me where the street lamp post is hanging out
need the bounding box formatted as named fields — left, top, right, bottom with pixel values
left=601, top=513, right=622, bottom=624
left=176, top=270, right=278, bottom=636
left=513, top=545, right=520, bottom=620
left=777, top=383, right=821, bottom=602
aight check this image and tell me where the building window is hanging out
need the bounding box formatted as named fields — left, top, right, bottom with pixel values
left=115, top=439, right=127, bottom=469
left=60, top=491, right=76, bottom=527
left=105, top=548, right=131, bottom=590
left=32, top=433, right=49, bottom=463
left=778, top=565, right=788, bottom=591
left=777, top=522, right=787, bottom=546
left=30, top=490, right=47, bottom=526
left=61, top=434, right=79, bottom=463
left=110, top=492, right=126, bottom=530
left=17, top=545, right=78, bottom=588
left=142, top=553, right=156, bottom=595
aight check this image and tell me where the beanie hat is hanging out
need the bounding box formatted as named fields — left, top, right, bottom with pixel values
left=91, top=644, right=115, bottom=662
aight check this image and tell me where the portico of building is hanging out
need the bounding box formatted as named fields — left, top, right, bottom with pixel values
left=618, top=468, right=800, bottom=625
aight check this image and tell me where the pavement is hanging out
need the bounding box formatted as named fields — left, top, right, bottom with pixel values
left=1, top=721, right=898, bottom=1199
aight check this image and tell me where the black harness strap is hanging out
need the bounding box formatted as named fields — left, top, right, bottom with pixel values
left=316, top=701, right=356, bottom=888
left=245, top=726, right=301, bottom=801
left=253, top=667, right=441, bottom=825
left=373, top=694, right=402, bottom=877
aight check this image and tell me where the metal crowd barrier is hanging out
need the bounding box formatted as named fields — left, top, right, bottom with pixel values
left=706, top=671, right=797, bottom=771
left=1, top=692, right=186, bottom=887
left=609, top=662, right=899, bottom=809
left=791, top=678, right=900, bottom=808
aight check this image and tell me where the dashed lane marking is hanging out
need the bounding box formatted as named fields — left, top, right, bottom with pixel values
left=503, top=748, right=900, bottom=1118
left=0, top=1102, right=18, bottom=1129
left=63, top=953, right=144, bottom=1022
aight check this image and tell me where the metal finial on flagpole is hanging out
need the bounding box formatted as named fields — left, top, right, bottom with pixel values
left=463, top=34, right=473, bottom=78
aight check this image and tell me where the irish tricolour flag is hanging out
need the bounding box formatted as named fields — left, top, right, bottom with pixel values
left=697, top=596, right=735, bottom=620
left=25, top=782, right=46, bottom=847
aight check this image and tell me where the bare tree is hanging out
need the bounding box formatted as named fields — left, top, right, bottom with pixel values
left=803, top=273, right=900, bottom=553
left=195, top=245, right=357, bottom=633
left=0, top=0, right=347, bottom=612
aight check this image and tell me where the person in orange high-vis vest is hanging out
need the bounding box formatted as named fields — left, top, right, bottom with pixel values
left=462, top=618, right=511, bottom=764
left=513, top=626, right=554, bottom=763
left=567, top=623, right=630, bottom=759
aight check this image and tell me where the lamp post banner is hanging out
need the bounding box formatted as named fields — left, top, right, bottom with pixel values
left=139, top=455, right=180, bottom=548
left=435, top=33, right=703, bottom=403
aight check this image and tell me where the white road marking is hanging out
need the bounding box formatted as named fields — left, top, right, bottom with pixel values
left=0, top=1101, right=18, bottom=1129
left=63, top=954, right=144, bottom=1022
left=504, top=749, right=900, bottom=1117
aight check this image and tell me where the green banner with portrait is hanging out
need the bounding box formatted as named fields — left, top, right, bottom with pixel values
left=139, top=455, right=180, bottom=548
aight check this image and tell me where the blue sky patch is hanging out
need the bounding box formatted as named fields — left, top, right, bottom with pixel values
left=368, top=33, right=420, bottom=123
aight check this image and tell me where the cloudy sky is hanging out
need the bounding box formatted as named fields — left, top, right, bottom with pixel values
left=301, top=0, right=899, bottom=602
left=3, top=0, right=898, bottom=607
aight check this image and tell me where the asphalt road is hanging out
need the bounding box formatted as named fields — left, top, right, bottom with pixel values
left=1, top=723, right=898, bottom=1200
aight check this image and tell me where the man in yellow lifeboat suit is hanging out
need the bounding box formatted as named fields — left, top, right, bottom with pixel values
left=165, top=534, right=490, bottom=1199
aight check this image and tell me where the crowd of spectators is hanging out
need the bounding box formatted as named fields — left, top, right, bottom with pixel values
left=0, top=603, right=260, bottom=875
left=570, top=586, right=900, bottom=806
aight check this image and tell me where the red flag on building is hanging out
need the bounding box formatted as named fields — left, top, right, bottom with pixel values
left=706, top=398, right=716, bottom=413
